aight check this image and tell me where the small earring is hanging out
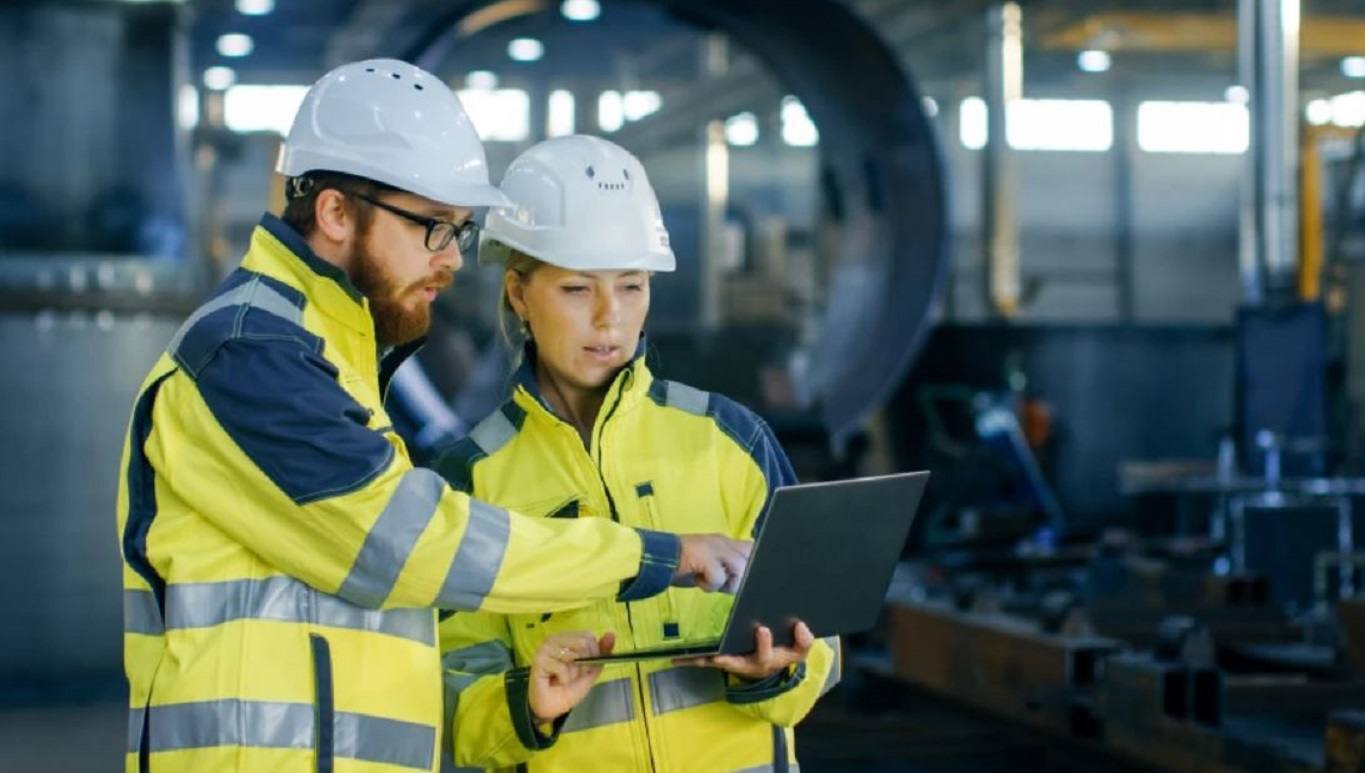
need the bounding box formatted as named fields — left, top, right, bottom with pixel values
left=519, top=318, right=531, bottom=339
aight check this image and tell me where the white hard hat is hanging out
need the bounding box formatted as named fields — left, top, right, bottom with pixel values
left=277, top=58, right=510, bottom=209
left=480, top=135, right=675, bottom=272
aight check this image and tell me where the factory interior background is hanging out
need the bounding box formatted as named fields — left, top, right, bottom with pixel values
left=4, top=0, right=1365, bottom=769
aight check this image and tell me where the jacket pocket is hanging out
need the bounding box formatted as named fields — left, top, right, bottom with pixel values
left=309, top=634, right=335, bottom=773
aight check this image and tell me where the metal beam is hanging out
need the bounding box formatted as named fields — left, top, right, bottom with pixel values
left=1042, top=12, right=1365, bottom=57
left=1240, top=0, right=1301, bottom=302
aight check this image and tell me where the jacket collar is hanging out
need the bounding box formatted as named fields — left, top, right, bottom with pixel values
left=245, top=214, right=373, bottom=337
left=242, top=214, right=425, bottom=390
left=512, top=337, right=652, bottom=428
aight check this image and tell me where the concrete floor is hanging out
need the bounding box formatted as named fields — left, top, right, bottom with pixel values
left=0, top=701, right=124, bottom=772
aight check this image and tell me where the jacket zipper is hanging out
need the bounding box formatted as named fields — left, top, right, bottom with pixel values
left=590, top=378, right=659, bottom=773
left=525, top=370, right=660, bottom=771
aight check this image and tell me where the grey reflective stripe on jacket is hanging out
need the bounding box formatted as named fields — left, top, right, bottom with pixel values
left=124, top=576, right=433, bottom=645
left=129, top=699, right=435, bottom=770
left=563, top=678, right=636, bottom=733
left=649, top=667, right=726, bottom=715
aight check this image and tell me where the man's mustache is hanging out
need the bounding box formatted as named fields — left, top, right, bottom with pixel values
left=407, top=270, right=454, bottom=293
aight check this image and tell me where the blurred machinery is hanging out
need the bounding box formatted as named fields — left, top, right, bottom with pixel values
left=0, top=0, right=949, bottom=693
left=868, top=100, right=1365, bottom=764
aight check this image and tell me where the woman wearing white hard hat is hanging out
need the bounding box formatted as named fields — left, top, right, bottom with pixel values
left=119, top=59, right=750, bottom=773
left=435, top=135, right=840, bottom=772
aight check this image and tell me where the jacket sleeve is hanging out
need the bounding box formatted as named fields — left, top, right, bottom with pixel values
left=149, top=334, right=679, bottom=613
left=439, top=612, right=558, bottom=769
left=724, top=636, right=842, bottom=727
left=717, top=406, right=843, bottom=725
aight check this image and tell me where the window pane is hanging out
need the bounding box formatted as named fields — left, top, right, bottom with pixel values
left=1137, top=101, right=1249, bottom=154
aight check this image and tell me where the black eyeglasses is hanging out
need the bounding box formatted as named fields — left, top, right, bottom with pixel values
left=350, top=192, right=478, bottom=254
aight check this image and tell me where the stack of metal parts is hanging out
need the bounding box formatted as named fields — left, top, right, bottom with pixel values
left=885, top=538, right=1365, bottom=771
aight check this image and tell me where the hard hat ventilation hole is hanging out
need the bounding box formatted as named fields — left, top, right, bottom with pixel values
left=391, top=72, right=401, bottom=79
left=414, top=83, right=424, bottom=91
left=622, top=169, right=630, bottom=180
left=585, top=166, right=595, bottom=179
left=365, top=67, right=375, bottom=73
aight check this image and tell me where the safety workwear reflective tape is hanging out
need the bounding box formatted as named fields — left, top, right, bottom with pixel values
left=339, top=468, right=446, bottom=608
left=469, top=409, right=518, bottom=456
left=436, top=499, right=510, bottom=610
left=664, top=381, right=710, bottom=417
left=123, top=589, right=163, bottom=635
left=122, top=578, right=434, bottom=645
left=128, top=700, right=435, bottom=770
left=819, top=636, right=842, bottom=697
left=442, top=640, right=515, bottom=674
left=648, top=667, right=725, bottom=715
left=167, top=277, right=302, bottom=359
left=562, top=678, right=635, bottom=733
left=731, top=765, right=801, bottom=773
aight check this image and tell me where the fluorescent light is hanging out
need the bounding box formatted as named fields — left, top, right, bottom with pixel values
left=216, top=33, right=253, bottom=58
left=598, top=90, right=624, bottom=132
left=224, top=84, right=308, bottom=135
left=1306, top=98, right=1332, bottom=125
left=561, top=0, right=601, bottom=22
left=547, top=89, right=575, bottom=137
left=622, top=90, right=661, bottom=121
left=781, top=96, right=818, bottom=146
left=456, top=89, right=531, bottom=142
left=203, top=66, right=237, bottom=91
left=1344, top=57, right=1365, bottom=79
left=725, top=112, right=759, bottom=146
left=1225, top=85, right=1249, bottom=104
left=1077, top=49, right=1111, bottom=73
left=465, top=71, right=498, bottom=90
left=508, top=38, right=544, bottom=63
left=1137, top=101, right=1249, bottom=154
left=235, top=0, right=274, bottom=15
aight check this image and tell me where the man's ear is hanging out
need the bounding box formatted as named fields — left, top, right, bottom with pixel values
left=313, top=188, right=355, bottom=246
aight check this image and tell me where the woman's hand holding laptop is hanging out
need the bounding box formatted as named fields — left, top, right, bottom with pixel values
left=673, top=620, right=815, bottom=679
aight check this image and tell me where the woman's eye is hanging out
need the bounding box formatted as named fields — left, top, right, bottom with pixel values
left=622, top=284, right=644, bottom=293
left=561, top=285, right=589, bottom=294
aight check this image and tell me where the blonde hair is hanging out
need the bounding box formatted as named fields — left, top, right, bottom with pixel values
left=498, top=250, right=546, bottom=371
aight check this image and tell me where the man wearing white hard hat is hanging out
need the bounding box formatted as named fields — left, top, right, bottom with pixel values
left=115, top=60, right=748, bottom=772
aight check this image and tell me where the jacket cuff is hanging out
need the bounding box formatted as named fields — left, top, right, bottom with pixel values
left=617, top=529, right=680, bottom=602
left=505, top=667, right=566, bottom=751
left=725, top=662, right=808, bottom=705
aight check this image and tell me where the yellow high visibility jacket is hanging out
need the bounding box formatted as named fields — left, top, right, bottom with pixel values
left=434, top=353, right=842, bottom=773
left=116, top=215, right=680, bottom=773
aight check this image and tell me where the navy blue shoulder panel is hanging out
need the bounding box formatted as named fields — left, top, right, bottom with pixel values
left=430, top=436, right=483, bottom=494
left=429, top=399, right=526, bottom=493
left=122, top=371, right=176, bottom=610
left=170, top=271, right=318, bottom=378
left=646, top=378, right=669, bottom=407
left=193, top=333, right=395, bottom=506
left=649, top=381, right=798, bottom=536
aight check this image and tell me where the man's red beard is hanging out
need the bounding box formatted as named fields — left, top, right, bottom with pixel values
left=349, top=239, right=451, bottom=346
